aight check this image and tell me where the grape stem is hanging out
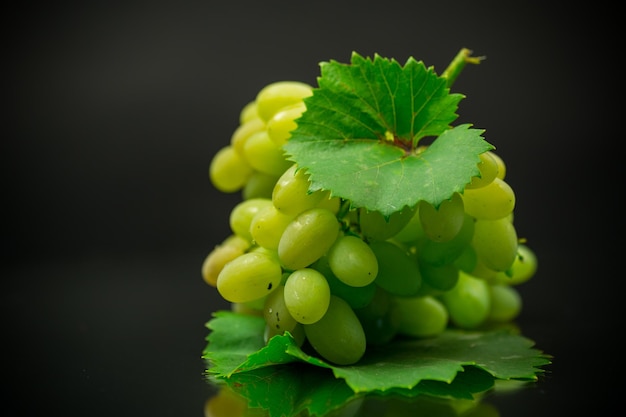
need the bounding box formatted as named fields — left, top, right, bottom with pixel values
left=441, top=48, right=484, bottom=88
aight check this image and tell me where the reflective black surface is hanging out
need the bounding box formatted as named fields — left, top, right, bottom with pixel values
left=5, top=2, right=616, bottom=416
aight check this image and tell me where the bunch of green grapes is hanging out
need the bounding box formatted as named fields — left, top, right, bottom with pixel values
left=203, top=81, right=538, bottom=366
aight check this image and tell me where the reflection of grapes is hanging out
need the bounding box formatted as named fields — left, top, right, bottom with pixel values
left=203, top=81, right=538, bottom=366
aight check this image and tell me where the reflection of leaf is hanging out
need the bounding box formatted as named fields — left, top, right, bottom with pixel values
left=224, top=363, right=496, bottom=417
left=283, top=53, right=494, bottom=216
left=203, top=311, right=552, bottom=417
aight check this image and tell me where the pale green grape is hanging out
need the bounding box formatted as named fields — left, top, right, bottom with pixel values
left=216, top=251, right=282, bottom=303
left=249, top=204, right=294, bottom=250
left=304, top=295, right=366, bottom=365
left=392, top=206, right=426, bottom=243
left=255, top=81, right=313, bottom=122
left=229, top=198, right=273, bottom=242
left=359, top=206, right=416, bottom=241
left=465, top=151, right=499, bottom=189
left=472, top=217, right=518, bottom=272
left=272, top=164, right=325, bottom=217
left=462, top=177, right=515, bottom=220
left=491, top=151, right=507, bottom=179
left=265, top=322, right=306, bottom=347
left=327, top=235, right=378, bottom=287
left=316, top=194, right=341, bottom=214
left=441, top=271, right=491, bottom=329
left=201, top=236, right=250, bottom=287
left=419, top=263, right=459, bottom=292
left=393, top=295, right=448, bottom=338
left=230, top=301, right=264, bottom=317
left=278, top=207, right=340, bottom=270
left=238, top=100, right=258, bottom=124
left=284, top=268, right=331, bottom=324
left=312, top=255, right=377, bottom=309
left=266, top=101, right=307, bottom=147
left=491, top=243, right=538, bottom=285
left=242, top=130, right=292, bottom=177
left=418, top=192, right=465, bottom=242
left=209, top=145, right=254, bottom=193
left=354, top=287, right=400, bottom=345
left=453, top=244, right=478, bottom=274
left=230, top=117, right=265, bottom=156
left=469, top=257, right=499, bottom=280
left=370, top=240, right=422, bottom=296
left=263, top=284, right=298, bottom=338
left=488, top=284, right=522, bottom=322
left=418, top=213, right=474, bottom=266
left=242, top=171, right=279, bottom=200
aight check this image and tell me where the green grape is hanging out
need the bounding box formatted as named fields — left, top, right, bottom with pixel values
left=465, top=151, right=499, bottom=189
left=491, top=151, right=507, bottom=180
left=462, top=177, right=516, bottom=220
left=359, top=206, right=417, bottom=242
left=229, top=198, right=273, bottom=242
left=354, top=287, right=400, bottom=345
left=238, top=100, right=258, bottom=124
left=441, top=270, right=491, bottom=329
left=369, top=240, right=422, bottom=296
left=418, top=192, right=465, bottom=242
left=209, top=145, right=254, bottom=193
left=231, top=301, right=264, bottom=316
left=469, top=257, right=499, bottom=280
left=242, top=171, right=279, bottom=200
left=327, top=235, right=378, bottom=287
left=249, top=204, right=294, bottom=250
left=201, top=236, right=250, bottom=287
left=392, top=208, right=428, bottom=245
left=418, top=213, right=475, bottom=267
left=289, top=323, right=306, bottom=347
left=453, top=244, right=478, bottom=274
left=230, top=117, right=265, bottom=156
left=472, top=217, right=518, bottom=272
left=242, top=130, right=292, bottom=177
left=491, top=243, right=538, bottom=285
left=487, top=284, right=522, bottom=322
left=312, top=255, right=376, bottom=309
left=266, top=101, right=307, bottom=147
left=304, top=295, right=366, bottom=365
left=265, top=322, right=306, bottom=347
left=393, top=295, right=448, bottom=338
left=263, top=284, right=298, bottom=338
left=255, top=81, right=313, bottom=122
left=316, top=194, right=341, bottom=214
left=284, top=268, right=331, bottom=324
left=419, top=263, right=460, bottom=292
left=278, top=207, right=340, bottom=271
left=216, top=251, right=282, bottom=303
left=272, top=164, right=325, bottom=217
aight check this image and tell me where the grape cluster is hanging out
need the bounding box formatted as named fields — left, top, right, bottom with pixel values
left=203, top=81, right=537, bottom=366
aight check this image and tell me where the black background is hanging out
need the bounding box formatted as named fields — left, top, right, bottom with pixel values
left=5, top=1, right=617, bottom=416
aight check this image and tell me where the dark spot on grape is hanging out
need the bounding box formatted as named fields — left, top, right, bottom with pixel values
left=275, top=324, right=280, bottom=329
left=268, top=282, right=273, bottom=290
left=275, top=312, right=280, bottom=321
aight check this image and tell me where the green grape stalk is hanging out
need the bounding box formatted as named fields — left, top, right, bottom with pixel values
left=202, top=53, right=538, bottom=366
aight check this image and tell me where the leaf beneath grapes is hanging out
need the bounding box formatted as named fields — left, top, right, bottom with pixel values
left=222, top=362, right=496, bottom=417
left=283, top=53, right=494, bottom=216
left=203, top=311, right=551, bottom=417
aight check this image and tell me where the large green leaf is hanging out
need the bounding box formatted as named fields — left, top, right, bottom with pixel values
left=283, top=52, right=493, bottom=216
left=203, top=311, right=551, bottom=417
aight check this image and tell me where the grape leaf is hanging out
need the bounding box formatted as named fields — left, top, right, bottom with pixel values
left=203, top=311, right=551, bottom=417
left=283, top=52, right=494, bottom=216
left=221, top=363, right=496, bottom=417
